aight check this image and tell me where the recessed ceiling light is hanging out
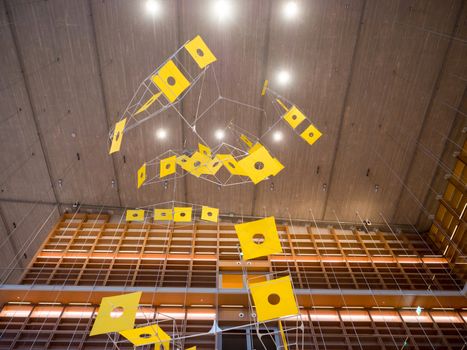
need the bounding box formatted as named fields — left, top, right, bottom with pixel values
left=273, top=131, right=283, bottom=142
left=146, top=0, right=162, bottom=16
left=277, top=70, right=291, bottom=85
left=156, top=128, right=167, bottom=139
left=283, top=1, right=299, bottom=19
left=212, top=0, right=233, bottom=22
left=215, top=129, right=225, bottom=140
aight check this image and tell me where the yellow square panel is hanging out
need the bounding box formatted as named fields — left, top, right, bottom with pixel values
left=90, top=292, right=141, bottom=336
left=119, top=324, right=171, bottom=348
left=198, top=143, right=212, bottom=157
left=201, top=206, right=219, bottom=222
left=126, top=209, right=145, bottom=222
left=184, top=35, right=217, bottom=69
left=205, top=157, right=223, bottom=175
left=134, top=92, right=162, bottom=115
left=154, top=209, right=173, bottom=221
left=109, top=118, right=126, bottom=154
left=238, top=146, right=284, bottom=184
left=160, top=156, right=177, bottom=178
left=189, top=151, right=212, bottom=177
left=176, top=155, right=195, bottom=172
left=234, top=217, right=282, bottom=260
left=174, top=207, right=192, bottom=222
left=152, top=60, right=190, bottom=103
left=137, top=163, right=146, bottom=189
left=283, top=106, right=306, bottom=129
left=240, top=134, right=253, bottom=148
left=249, top=276, right=298, bottom=322
left=300, top=124, right=322, bottom=146
left=216, top=154, right=248, bottom=176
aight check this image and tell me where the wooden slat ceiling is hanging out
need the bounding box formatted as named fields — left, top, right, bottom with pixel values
left=0, top=0, right=466, bottom=246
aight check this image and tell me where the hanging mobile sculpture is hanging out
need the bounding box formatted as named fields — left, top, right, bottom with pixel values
left=97, top=34, right=322, bottom=349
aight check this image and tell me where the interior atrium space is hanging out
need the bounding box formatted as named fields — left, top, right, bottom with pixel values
left=0, top=0, right=466, bottom=349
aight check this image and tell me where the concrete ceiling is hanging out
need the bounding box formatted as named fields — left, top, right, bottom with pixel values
left=0, top=0, right=466, bottom=273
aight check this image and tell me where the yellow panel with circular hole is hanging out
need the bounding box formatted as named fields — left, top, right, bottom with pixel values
left=109, top=118, right=127, bottom=154
left=119, top=324, right=171, bottom=348
left=176, top=154, right=196, bottom=172
left=216, top=154, right=248, bottom=176
left=137, top=163, right=146, bottom=189
left=160, top=156, right=177, bottom=178
left=184, top=35, right=217, bottom=69
left=152, top=60, right=190, bottom=103
left=238, top=146, right=284, bottom=184
left=204, top=156, right=223, bottom=175
left=154, top=209, right=173, bottom=221
left=126, top=209, right=145, bottom=222
left=234, top=216, right=282, bottom=260
left=198, top=143, right=212, bottom=157
left=201, top=206, right=219, bottom=223
left=89, top=291, right=142, bottom=336
left=300, top=124, right=322, bottom=146
left=283, top=106, right=306, bottom=129
left=174, top=207, right=192, bottom=222
left=189, top=151, right=212, bottom=177
left=249, top=276, right=298, bottom=322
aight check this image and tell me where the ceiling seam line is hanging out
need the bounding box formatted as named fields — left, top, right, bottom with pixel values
left=87, top=0, right=122, bottom=207
left=0, top=205, right=24, bottom=273
left=415, top=84, right=467, bottom=230
left=176, top=0, right=188, bottom=204
left=392, top=0, right=466, bottom=227
left=251, top=0, right=273, bottom=217
left=321, top=0, right=368, bottom=220
left=4, top=0, right=61, bottom=214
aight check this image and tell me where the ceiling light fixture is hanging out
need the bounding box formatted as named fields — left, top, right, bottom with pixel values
left=277, top=70, right=291, bottom=85
left=273, top=131, right=283, bottom=142
left=156, top=128, right=167, bottom=140
left=146, top=0, right=162, bottom=16
left=215, top=129, right=225, bottom=140
left=283, top=1, right=299, bottom=19
left=212, top=0, right=233, bottom=22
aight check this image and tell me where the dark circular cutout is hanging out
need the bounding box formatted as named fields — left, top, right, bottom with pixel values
left=291, top=114, right=297, bottom=120
left=132, top=213, right=138, bottom=217
left=252, top=233, right=265, bottom=244
left=139, top=333, right=152, bottom=339
left=228, top=162, right=236, bottom=168
left=194, top=161, right=201, bottom=167
left=167, top=76, right=176, bottom=86
left=207, top=211, right=213, bottom=217
left=254, top=162, right=264, bottom=170
left=161, top=212, right=166, bottom=216
left=268, top=293, right=281, bottom=305
left=309, top=132, right=314, bottom=138
left=165, top=163, right=171, bottom=169
left=115, top=132, right=120, bottom=141
left=180, top=212, right=186, bottom=217
left=181, top=158, right=187, bottom=163
left=196, top=48, right=205, bottom=57
left=213, top=162, right=220, bottom=167
left=140, top=172, right=144, bottom=177
left=110, top=306, right=124, bottom=318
